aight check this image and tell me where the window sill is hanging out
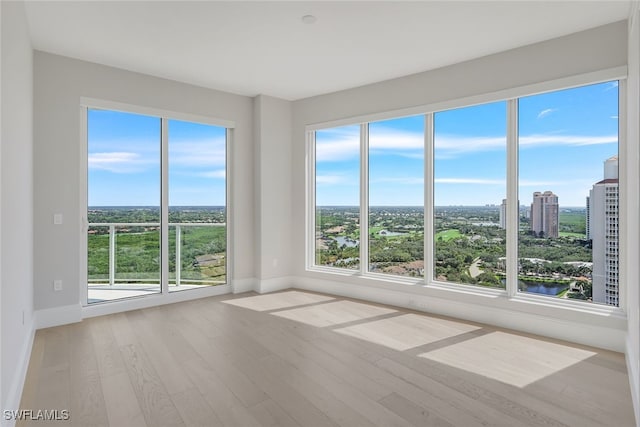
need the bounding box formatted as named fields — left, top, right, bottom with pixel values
left=304, top=267, right=627, bottom=330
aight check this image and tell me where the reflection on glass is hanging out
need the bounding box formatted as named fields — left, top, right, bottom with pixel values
left=315, top=125, right=360, bottom=270
left=368, top=116, right=425, bottom=277
left=434, top=101, right=507, bottom=289
left=87, top=110, right=161, bottom=303
left=518, top=81, right=619, bottom=306
left=168, top=120, right=227, bottom=291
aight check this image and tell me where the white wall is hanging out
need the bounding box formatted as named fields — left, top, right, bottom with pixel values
left=1, top=0, right=34, bottom=418
left=253, top=95, right=293, bottom=291
left=33, top=52, right=255, bottom=311
left=626, top=6, right=640, bottom=425
left=291, top=21, right=631, bottom=352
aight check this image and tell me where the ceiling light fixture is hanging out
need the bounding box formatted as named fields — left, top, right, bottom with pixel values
left=301, top=15, right=317, bottom=24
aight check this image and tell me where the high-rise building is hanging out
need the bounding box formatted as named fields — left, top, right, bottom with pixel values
left=585, top=195, right=591, bottom=239
left=589, top=156, right=619, bottom=306
left=499, top=199, right=507, bottom=229
left=530, top=191, right=559, bottom=238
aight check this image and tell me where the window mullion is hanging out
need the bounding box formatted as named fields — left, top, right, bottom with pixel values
left=307, top=131, right=316, bottom=269
left=618, top=79, right=629, bottom=312
left=161, top=118, right=169, bottom=294
left=424, top=113, right=434, bottom=285
left=506, top=99, right=519, bottom=298
left=80, top=106, right=89, bottom=306
left=360, top=123, right=369, bottom=275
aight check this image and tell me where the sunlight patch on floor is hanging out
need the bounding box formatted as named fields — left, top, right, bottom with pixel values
left=221, top=291, right=334, bottom=311
left=335, top=313, right=481, bottom=351
left=272, top=300, right=396, bottom=327
left=420, top=331, right=597, bottom=388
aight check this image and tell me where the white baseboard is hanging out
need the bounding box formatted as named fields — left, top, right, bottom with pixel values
left=626, top=337, right=640, bottom=427
left=257, top=276, right=294, bottom=294
left=34, top=303, right=82, bottom=330
left=294, top=275, right=627, bottom=352
left=2, top=322, right=35, bottom=427
left=231, top=277, right=294, bottom=294
left=232, top=278, right=258, bottom=294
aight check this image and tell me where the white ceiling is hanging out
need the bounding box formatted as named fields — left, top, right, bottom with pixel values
left=24, top=1, right=633, bottom=100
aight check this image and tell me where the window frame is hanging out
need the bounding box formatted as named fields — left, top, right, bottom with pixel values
left=306, top=66, right=628, bottom=316
left=79, top=98, right=234, bottom=308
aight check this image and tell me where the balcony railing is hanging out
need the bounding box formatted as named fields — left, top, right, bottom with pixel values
left=88, top=222, right=226, bottom=288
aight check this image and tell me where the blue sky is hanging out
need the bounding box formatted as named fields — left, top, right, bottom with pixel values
left=88, top=110, right=226, bottom=206
left=316, top=81, right=618, bottom=207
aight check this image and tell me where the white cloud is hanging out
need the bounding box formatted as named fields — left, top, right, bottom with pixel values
left=199, top=169, right=226, bottom=179
left=396, top=152, right=425, bottom=160
left=611, top=115, right=619, bottom=119
left=89, top=135, right=227, bottom=172
left=537, top=108, right=557, bottom=119
left=369, top=129, right=423, bottom=150
left=435, top=135, right=506, bottom=157
left=315, top=127, right=360, bottom=162
left=168, top=137, right=226, bottom=167
left=88, top=152, right=149, bottom=173
left=604, top=81, right=619, bottom=91
left=316, top=127, right=423, bottom=162
left=434, top=132, right=616, bottom=158
left=315, top=138, right=360, bottom=162
left=371, top=177, right=424, bottom=185
left=519, top=178, right=596, bottom=188
left=435, top=178, right=504, bottom=185
left=519, top=134, right=617, bottom=147
left=316, top=126, right=616, bottom=162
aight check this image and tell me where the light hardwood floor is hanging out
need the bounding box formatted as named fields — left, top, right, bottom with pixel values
left=18, top=290, right=636, bottom=426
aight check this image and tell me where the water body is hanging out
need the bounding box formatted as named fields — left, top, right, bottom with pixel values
left=519, top=280, right=569, bottom=296
left=378, top=231, right=406, bottom=237
left=334, top=236, right=359, bottom=247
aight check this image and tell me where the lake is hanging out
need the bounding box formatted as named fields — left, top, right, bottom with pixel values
left=519, top=280, right=569, bottom=296
left=334, top=236, right=359, bottom=247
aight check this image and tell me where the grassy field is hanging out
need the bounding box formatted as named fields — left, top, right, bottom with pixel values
left=87, top=226, right=226, bottom=283
left=559, top=231, right=586, bottom=238
left=559, top=211, right=587, bottom=235
left=435, top=229, right=462, bottom=241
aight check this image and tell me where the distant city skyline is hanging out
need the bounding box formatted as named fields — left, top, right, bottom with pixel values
left=316, top=81, right=618, bottom=207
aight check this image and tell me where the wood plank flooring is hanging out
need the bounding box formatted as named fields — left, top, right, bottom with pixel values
left=18, top=290, right=636, bottom=427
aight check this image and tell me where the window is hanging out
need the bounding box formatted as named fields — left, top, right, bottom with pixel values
left=85, top=105, right=229, bottom=304
left=518, top=82, right=619, bottom=306
left=314, top=125, right=360, bottom=270
left=368, top=116, right=424, bottom=277
left=309, top=76, right=622, bottom=309
left=433, top=102, right=506, bottom=289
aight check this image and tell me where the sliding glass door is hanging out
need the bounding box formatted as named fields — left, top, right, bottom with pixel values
left=86, top=107, right=228, bottom=304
